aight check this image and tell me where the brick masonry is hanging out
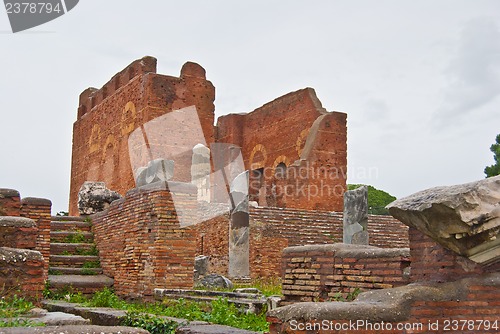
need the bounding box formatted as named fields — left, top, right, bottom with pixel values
left=409, top=227, right=500, bottom=282
left=0, top=189, right=49, bottom=301
left=92, top=182, right=197, bottom=298
left=0, top=189, right=21, bottom=217
left=267, top=227, right=500, bottom=333
left=194, top=206, right=409, bottom=278
left=69, top=57, right=216, bottom=215
left=0, top=247, right=44, bottom=300
left=0, top=217, right=38, bottom=250
left=281, top=244, right=410, bottom=304
left=20, top=197, right=52, bottom=281
left=69, top=58, right=349, bottom=215
left=216, top=88, right=347, bottom=212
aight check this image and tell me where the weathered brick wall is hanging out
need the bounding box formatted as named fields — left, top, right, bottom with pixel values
left=281, top=244, right=410, bottom=305
left=268, top=229, right=500, bottom=334
left=69, top=57, right=215, bottom=215
left=0, top=247, right=44, bottom=300
left=269, top=273, right=500, bottom=334
left=20, top=197, right=52, bottom=281
left=92, top=182, right=197, bottom=298
left=0, top=217, right=38, bottom=249
left=0, top=188, right=21, bottom=216
left=193, top=207, right=408, bottom=278
left=216, top=88, right=347, bottom=212
left=409, top=227, right=500, bottom=282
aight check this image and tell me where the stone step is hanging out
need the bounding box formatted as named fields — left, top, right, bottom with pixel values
left=51, top=215, right=88, bottom=222
left=50, top=266, right=103, bottom=275
left=50, top=243, right=96, bottom=255
left=50, top=255, right=100, bottom=268
left=50, top=231, right=94, bottom=243
left=51, top=221, right=92, bottom=232
left=155, top=288, right=267, bottom=313
left=48, top=275, right=114, bottom=295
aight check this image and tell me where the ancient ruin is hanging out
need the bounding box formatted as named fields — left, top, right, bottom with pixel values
left=3, top=56, right=497, bottom=333
left=267, top=177, right=500, bottom=333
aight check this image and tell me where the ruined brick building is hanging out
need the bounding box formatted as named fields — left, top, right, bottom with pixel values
left=68, top=57, right=407, bottom=296
left=69, top=56, right=348, bottom=215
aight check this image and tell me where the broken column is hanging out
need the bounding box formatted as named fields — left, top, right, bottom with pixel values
left=343, top=185, right=368, bottom=245
left=228, top=170, right=250, bottom=278
left=191, top=144, right=211, bottom=202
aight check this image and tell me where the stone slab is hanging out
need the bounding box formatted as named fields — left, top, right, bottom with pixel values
left=0, top=325, right=149, bottom=334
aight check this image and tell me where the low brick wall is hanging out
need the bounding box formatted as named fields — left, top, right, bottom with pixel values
left=267, top=227, right=500, bottom=333
left=281, top=244, right=410, bottom=304
left=0, top=217, right=38, bottom=249
left=268, top=272, right=500, bottom=334
left=0, top=189, right=21, bottom=217
left=194, top=206, right=408, bottom=278
left=20, top=197, right=52, bottom=281
left=0, top=247, right=44, bottom=300
left=92, top=182, right=197, bottom=298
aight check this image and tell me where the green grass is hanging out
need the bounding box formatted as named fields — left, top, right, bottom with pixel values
left=64, top=231, right=87, bottom=244
left=0, top=295, right=45, bottom=328
left=48, top=268, right=62, bottom=275
left=61, top=246, right=99, bottom=256
left=235, top=277, right=282, bottom=297
left=47, top=287, right=269, bottom=332
left=81, top=268, right=99, bottom=275
left=82, top=260, right=101, bottom=269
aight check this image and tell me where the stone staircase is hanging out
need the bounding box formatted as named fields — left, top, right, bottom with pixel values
left=48, top=216, right=113, bottom=295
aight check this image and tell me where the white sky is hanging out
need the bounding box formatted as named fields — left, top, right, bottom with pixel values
left=1, top=0, right=499, bottom=213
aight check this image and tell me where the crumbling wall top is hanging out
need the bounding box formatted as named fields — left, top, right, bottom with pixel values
left=77, top=56, right=157, bottom=118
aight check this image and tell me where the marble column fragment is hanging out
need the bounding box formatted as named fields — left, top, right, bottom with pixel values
left=228, top=170, right=250, bottom=278
left=343, top=185, right=368, bottom=245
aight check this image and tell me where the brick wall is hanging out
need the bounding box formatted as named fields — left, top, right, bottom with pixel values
left=281, top=244, right=410, bottom=304
left=69, top=57, right=215, bottom=215
left=268, top=229, right=500, bottom=334
left=0, top=217, right=38, bottom=249
left=0, top=247, right=44, bottom=300
left=193, top=206, right=408, bottom=278
left=268, top=272, right=500, bottom=334
left=409, top=227, right=500, bottom=282
left=92, top=182, right=197, bottom=298
left=216, top=88, right=347, bottom=212
left=20, top=197, right=52, bottom=281
left=0, top=188, right=21, bottom=216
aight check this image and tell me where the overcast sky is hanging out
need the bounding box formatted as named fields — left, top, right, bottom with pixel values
left=1, top=0, right=499, bottom=213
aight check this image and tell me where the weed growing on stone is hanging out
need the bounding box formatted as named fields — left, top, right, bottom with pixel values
left=82, top=260, right=100, bottom=268
left=0, top=295, right=44, bottom=328
left=47, top=268, right=62, bottom=275
left=234, top=277, right=283, bottom=297
left=64, top=231, right=87, bottom=243
left=77, top=245, right=99, bottom=256
left=48, top=288, right=270, bottom=332
left=0, top=295, right=33, bottom=318
left=121, top=311, right=178, bottom=334
left=330, top=288, right=361, bottom=302
left=80, top=268, right=99, bottom=275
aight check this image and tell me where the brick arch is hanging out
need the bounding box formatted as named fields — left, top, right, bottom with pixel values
left=272, top=155, right=290, bottom=171
left=121, top=101, right=137, bottom=136
left=249, top=144, right=267, bottom=169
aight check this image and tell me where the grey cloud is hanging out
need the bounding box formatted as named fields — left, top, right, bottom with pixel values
left=436, top=18, right=500, bottom=125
